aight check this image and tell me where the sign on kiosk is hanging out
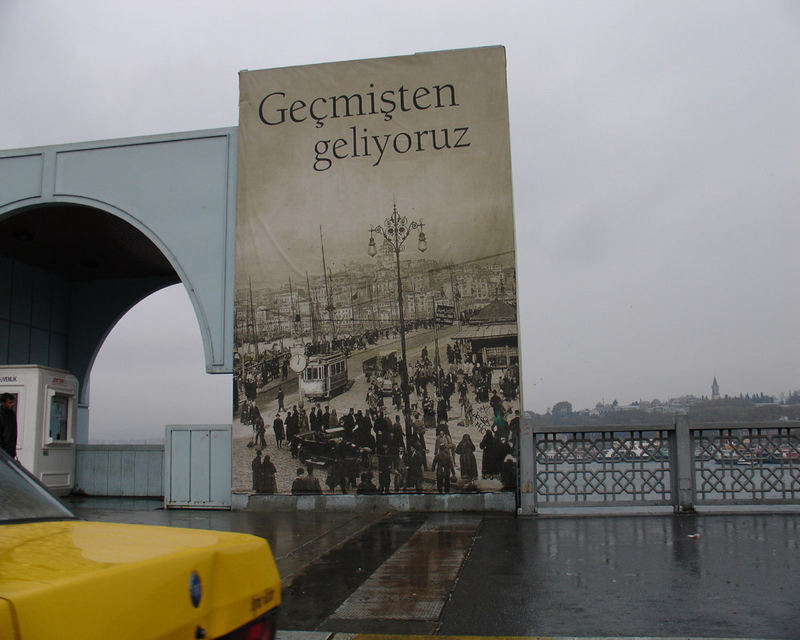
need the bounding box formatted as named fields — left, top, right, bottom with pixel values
left=0, top=365, right=78, bottom=495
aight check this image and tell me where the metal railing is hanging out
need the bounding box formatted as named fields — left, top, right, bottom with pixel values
left=692, top=423, right=799, bottom=505
left=526, top=415, right=799, bottom=511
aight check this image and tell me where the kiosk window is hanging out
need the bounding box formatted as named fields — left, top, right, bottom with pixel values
left=49, top=394, right=69, bottom=441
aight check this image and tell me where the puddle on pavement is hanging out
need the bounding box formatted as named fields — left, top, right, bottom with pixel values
left=279, top=512, right=428, bottom=630
left=329, top=528, right=478, bottom=621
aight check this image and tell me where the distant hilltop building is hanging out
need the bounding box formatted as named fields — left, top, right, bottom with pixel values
left=712, top=376, right=720, bottom=400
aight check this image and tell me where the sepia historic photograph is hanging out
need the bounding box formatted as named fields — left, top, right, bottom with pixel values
left=233, top=47, right=520, bottom=495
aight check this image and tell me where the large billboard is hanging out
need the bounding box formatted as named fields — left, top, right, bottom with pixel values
left=234, top=46, right=520, bottom=496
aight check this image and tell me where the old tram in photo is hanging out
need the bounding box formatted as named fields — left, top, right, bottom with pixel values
left=299, top=351, right=348, bottom=400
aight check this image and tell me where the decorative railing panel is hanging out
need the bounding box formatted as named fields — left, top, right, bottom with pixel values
left=534, top=428, right=673, bottom=507
left=526, top=420, right=800, bottom=511
left=692, top=426, right=800, bottom=504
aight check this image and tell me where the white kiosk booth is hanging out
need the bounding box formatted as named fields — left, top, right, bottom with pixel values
left=0, top=365, right=78, bottom=495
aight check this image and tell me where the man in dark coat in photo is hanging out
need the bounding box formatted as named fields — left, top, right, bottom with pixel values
left=273, top=413, right=285, bottom=448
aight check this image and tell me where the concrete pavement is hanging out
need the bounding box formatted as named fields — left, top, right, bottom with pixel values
left=67, top=498, right=798, bottom=640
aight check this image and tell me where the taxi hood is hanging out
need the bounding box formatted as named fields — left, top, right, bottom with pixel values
left=0, top=520, right=280, bottom=640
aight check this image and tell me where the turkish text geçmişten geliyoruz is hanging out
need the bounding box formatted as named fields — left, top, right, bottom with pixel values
left=257, top=82, right=471, bottom=171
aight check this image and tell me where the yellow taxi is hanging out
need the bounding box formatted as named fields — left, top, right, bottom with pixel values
left=0, top=451, right=280, bottom=640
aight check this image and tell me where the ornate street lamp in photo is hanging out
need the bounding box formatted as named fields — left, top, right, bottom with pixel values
left=368, top=202, right=427, bottom=419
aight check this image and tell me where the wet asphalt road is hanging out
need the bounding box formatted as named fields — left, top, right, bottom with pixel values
left=440, top=514, right=799, bottom=639
left=71, top=499, right=800, bottom=639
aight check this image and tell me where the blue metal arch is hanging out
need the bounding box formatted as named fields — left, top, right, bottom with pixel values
left=0, top=129, right=238, bottom=441
left=0, top=195, right=215, bottom=381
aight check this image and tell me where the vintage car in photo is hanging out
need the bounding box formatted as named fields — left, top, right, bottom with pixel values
left=295, top=426, right=358, bottom=464
left=0, top=451, right=281, bottom=640
left=361, top=350, right=398, bottom=396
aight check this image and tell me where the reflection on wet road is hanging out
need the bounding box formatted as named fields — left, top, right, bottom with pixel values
left=279, top=511, right=800, bottom=639
left=329, top=515, right=480, bottom=628
left=280, top=513, right=428, bottom=630
left=439, top=513, right=800, bottom=639
left=281, top=513, right=483, bottom=635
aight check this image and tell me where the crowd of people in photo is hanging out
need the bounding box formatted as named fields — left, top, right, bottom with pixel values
left=234, top=321, right=446, bottom=413
left=238, top=341, right=520, bottom=495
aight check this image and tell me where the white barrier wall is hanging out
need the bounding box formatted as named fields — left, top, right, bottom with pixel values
left=75, top=444, right=163, bottom=497
left=164, top=425, right=232, bottom=509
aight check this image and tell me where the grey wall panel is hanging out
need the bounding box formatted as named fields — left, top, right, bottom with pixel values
left=169, top=430, right=191, bottom=503
left=50, top=282, right=69, bottom=333
left=0, top=154, right=43, bottom=205
left=189, top=430, right=211, bottom=504
left=73, top=449, right=90, bottom=493
left=87, top=450, right=107, bottom=495
left=1, top=259, right=70, bottom=370
left=133, top=450, right=149, bottom=496
left=0, top=320, right=8, bottom=362
left=8, top=323, right=30, bottom=362
left=106, top=450, right=123, bottom=496
left=9, top=262, right=32, bottom=324
left=31, top=270, right=52, bottom=329
left=147, top=449, right=163, bottom=497
left=29, top=327, right=50, bottom=364
left=86, top=450, right=108, bottom=495
left=0, top=255, right=11, bottom=318
left=48, top=332, right=67, bottom=369
left=165, top=425, right=229, bottom=508
left=209, top=428, right=231, bottom=506
left=75, top=445, right=163, bottom=497
left=120, top=451, right=135, bottom=496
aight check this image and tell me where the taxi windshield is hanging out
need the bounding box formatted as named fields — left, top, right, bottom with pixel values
left=0, top=453, right=76, bottom=523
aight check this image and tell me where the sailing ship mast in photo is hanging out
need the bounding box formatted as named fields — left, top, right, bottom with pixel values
left=288, top=275, right=301, bottom=339
left=305, top=272, right=318, bottom=345
left=297, top=225, right=350, bottom=400
left=247, top=277, right=259, bottom=359
left=320, top=225, right=336, bottom=347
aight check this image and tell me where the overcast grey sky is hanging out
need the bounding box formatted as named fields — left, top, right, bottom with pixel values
left=1, top=1, right=798, bottom=440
